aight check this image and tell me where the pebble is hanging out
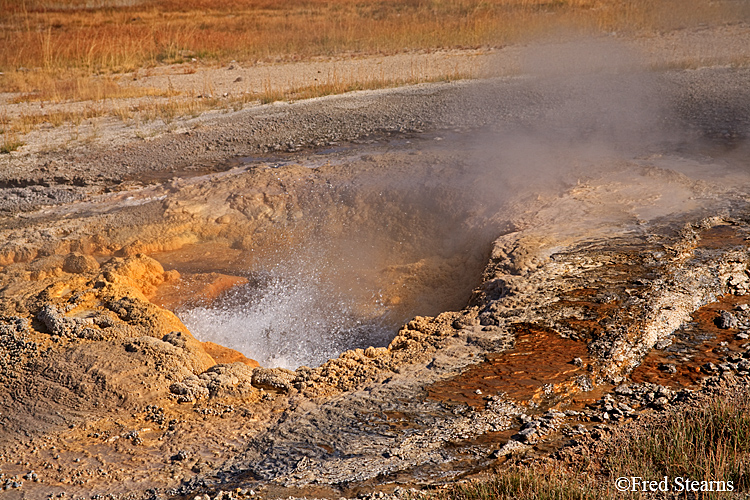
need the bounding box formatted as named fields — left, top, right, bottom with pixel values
left=658, top=363, right=677, bottom=374
left=702, top=362, right=718, bottom=373
left=654, top=339, right=672, bottom=350
left=716, top=311, right=739, bottom=329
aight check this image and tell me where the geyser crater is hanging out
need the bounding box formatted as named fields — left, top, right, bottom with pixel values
left=149, top=147, right=507, bottom=369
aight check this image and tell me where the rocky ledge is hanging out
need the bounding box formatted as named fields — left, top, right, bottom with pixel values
left=0, top=62, right=749, bottom=498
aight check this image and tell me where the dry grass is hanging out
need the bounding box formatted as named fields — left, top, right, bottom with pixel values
left=259, top=67, right=469, bottom=104
left=5, top=73, right=173, bottom=104
left=2, top=0, right=746, bottom=82
left=0, top=133, right=25, bottom=154
left=0, top=0, right=747, bottom=136
left=2, top=68, right=465, bottom=136
left=419, top=392, right=750, bottom=500
left=607, top=393, right=750, bottom=498
left=419, top=467, right=602, bottom=500
left=10, top=106, right=111, bottom=134
left=0, top=114, right=24, bottom=153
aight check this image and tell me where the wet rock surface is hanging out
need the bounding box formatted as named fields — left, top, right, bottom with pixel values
left=0, top=56, right=749, bottom=498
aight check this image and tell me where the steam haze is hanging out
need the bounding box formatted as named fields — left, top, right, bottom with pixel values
left=180, top=37, right=748, bottom=368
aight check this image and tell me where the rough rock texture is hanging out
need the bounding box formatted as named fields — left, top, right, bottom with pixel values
left=0, top=252, right=217, bottom=448
left=0, top=51, right=749, bottom=498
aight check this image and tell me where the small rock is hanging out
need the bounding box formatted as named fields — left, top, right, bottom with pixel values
left=162, top=331, right=187, bottom=348
left=701, top=362, right=718, bottom=373
left=650, top=396, right=670, bottom=409
left=251, top=367, right=295, bottom=393
left=614, top=384, right=634, bottom=396
left=493, top=439, right=530, bottom=456
left=171, top=450, right=189, bottom=461
left=658, top=363, right=677, bottom=374
left=716, top=311, right=739, bottom=329
left=513, top=427, right=538, bottom=443
left=571, top=357, right=583, bottom=367
left=736, top=333, right=750, bottom=340
left=575, top=375, right=593, bottom=391
left=364, top=346, right=386, bottom=358
left=727, top=352, right=743, bottom=363
left=655, top=339, right=672, bottom=350
left=62, top=253, right=99, bottom=274
left=656, top=385, right=674, bottom=398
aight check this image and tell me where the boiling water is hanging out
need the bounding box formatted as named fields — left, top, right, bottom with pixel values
left=178, top=255, right=395, bottom=369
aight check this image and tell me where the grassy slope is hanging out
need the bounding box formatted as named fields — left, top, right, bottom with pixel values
left=1, top=0, right=745, bottom=92
left=0, top=0, right=746, bottom=146
left=422, top=393, right=750, bottom=499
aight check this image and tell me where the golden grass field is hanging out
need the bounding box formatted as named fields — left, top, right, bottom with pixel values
left=0, top=0, right=748, bottom=152
left=2, top=0, right=746, bottom=98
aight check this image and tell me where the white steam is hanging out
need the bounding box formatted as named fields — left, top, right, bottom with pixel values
left=179, top=37, right=729, bottom=370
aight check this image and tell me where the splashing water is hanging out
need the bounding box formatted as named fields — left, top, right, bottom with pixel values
left=177, top=261, right=393, bottom=370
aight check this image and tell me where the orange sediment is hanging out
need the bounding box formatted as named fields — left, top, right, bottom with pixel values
left=427, top=324, right=591, bottom=408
